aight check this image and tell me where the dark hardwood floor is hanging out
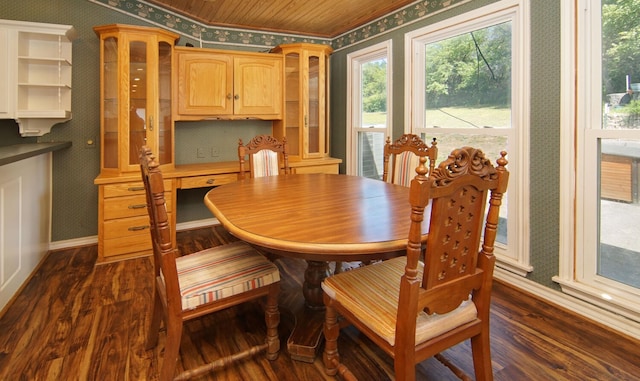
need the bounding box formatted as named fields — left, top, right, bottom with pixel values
left=1, top=225, right=639, bottom=380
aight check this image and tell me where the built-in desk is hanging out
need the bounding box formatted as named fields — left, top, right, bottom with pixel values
left=94, top=157, right=342, bottom=263
left=0, top=141, right=71, bottom=311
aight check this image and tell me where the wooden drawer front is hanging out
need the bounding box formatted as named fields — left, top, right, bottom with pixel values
left=292, top=164, right=339, bottom=175
left=103, top=193, right=173, bottom=220
left=103, top=233, right=152, bottom=258
left=180, top=173, right=237, bottom=189
left=103, top=180, right=172, bottom=198
left=104, top=215, right=152, bottom=239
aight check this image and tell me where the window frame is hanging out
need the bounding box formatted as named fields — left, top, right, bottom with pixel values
left=556, top=0, right=640, bottom=322
left=346, top=40, right=393, bottom=176
left=404, top=0, right=531, bottom=275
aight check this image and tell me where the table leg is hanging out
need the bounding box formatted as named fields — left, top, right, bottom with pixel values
left=287, top=260, right=330, bottom=362
left=302, top=260, right=330, bottom=309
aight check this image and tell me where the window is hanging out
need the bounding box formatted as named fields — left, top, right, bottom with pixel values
left=346, top=41, right=392, bottom=178
left=557, top=0, right=640, bottom=322
left=406, top=0, right=530, bottom=275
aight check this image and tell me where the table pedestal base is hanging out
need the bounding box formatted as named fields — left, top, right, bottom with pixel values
left=287, top=260, right=330, bottom=362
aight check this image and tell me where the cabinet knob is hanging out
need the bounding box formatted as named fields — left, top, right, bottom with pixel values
left=206, top=179, right=215, bottom=184
left=226, top=93, right=232, bottom=100
left=234, top=94, right=240, bottom=100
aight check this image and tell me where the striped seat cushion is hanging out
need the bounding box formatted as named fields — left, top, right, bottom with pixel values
left=251, top=149, right=280, bottom=178
left=172, top=241, right=280, bottom=311
left=387, top=151, right=421, bottom=187
left=322, top=256, right=477, bottom=346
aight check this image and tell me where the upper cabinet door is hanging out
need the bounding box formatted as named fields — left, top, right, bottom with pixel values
left=233, top=56, right=282, bottom=116
left=176, top=51, right=233, bottom=115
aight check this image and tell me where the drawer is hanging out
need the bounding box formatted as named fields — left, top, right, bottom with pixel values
left=103, top=180, right=173, bottom=198
left=103, top=192, right=173, bottom=220
left=103, top=233, right=152, bottom=258
left=291, top=164, right=340, bottom=175
left=103, top=215, right=152, bottom=239
left=102, top=212, right=172, bottom=258
left=180, top=173, right=237, bottom=189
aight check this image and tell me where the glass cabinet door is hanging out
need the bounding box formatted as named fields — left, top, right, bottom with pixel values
left=102, top=36, right=119, bottom=169
left=157, top=40, right=172, bottom=165
left=284, top=52, right=300, bottom=157
left=307, top=54, right=320, bottom=157
left=128, top=40, right=147, bottom=168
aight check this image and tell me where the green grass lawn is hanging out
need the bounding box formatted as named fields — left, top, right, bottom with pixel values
left=363, top=106, right=511, bottom=128
left=363, top=106, right=511, bottom=161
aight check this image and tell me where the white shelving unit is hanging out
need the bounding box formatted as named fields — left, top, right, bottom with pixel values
left=0, top=19, right=76, bottom=136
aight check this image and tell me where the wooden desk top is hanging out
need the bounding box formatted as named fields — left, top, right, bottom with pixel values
left=204, top=173, right=428, bottom=261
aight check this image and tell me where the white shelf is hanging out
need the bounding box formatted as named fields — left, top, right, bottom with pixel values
left=0, top=19, right=75, bottom=136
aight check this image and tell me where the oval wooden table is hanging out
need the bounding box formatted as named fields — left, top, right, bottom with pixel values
left=204, top=173, right=428, bottom=362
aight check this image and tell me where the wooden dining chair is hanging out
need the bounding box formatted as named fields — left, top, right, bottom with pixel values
left=322, top=147, right=509, bottom=381
left=238, top=134, right=290, bottom=179
left=139, top=146, right=281, bottom=381
left=383, top=134, right=438, bottom=186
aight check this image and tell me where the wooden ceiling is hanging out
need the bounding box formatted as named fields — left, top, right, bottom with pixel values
left=146, top=0, right=417, bottom=38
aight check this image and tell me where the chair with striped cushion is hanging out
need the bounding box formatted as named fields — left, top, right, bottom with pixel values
left=322, top=147, right=509, bottom=381
left=238, top=135, right=290, bottom=179
left=382, top=134, right=438, bottom=187
left=140, top=146, right=281, bottom=381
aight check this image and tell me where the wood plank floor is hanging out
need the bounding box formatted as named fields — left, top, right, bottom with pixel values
left=1, top=225, right=639, bottom=380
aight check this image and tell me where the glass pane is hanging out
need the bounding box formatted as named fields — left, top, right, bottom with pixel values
left=357, top=131, right=386, bottom=179
left=158, top=41, right=172, bottom=165
left=308, top=55, right=320, bottom=155
left=129, top=40, right=147, bottom=167
left=421, top=132, right=509, bottom=245
left=361, top=58, right=387, bottom=128
left=598, top=139, right=640, bottom=288
left=285, top=52, right=300, bottom=156
left=424, top=22, right=512, bottom=129
left=103, top=36, right=118, bottom=169
left=602, top=1, right=640, bottom=130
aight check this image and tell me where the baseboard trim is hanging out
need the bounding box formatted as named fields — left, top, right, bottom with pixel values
left=494, top=267, right=640, bottom=341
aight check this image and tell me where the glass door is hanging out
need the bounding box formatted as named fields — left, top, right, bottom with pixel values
left=102, top=36, right=119, bottom=170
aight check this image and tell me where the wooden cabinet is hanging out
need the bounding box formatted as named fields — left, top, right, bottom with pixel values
left=271, top=43, right=333, bottom=162
left=94, top=24, right=178, bottom=175
left=0, top=19, right=76, bottom=137
left=94, top=24, right=179, bottom=262
left=174, top=47, right=283, bottom=120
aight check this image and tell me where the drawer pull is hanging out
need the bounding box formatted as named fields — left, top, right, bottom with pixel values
left=128, top=225, right=150, bottom=231
left=127, top=186, right=145, bottom=191
left=206, top=179, right=214, bottom=184
left=128, top=204, right=147, bottom=209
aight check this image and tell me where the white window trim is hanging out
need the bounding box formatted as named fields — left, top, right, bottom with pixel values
left=555, top=0, right=640, bottom=323
left=346, top=40, right=393, bottom=176
left=404, top=0, right=531, bottom=276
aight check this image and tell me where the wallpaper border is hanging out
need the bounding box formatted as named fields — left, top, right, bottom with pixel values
left=87, top=0, right=469, bottom=50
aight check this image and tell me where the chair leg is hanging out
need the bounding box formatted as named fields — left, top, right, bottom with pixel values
left=146, top=290, right=163, bottom=350
left=265, top=283, right=281, bottom=360
left=323, top=302, right=340, bottom=376
left=159, top=318, right=183, bottom=381
left=471, top=330, right=494, bottom=381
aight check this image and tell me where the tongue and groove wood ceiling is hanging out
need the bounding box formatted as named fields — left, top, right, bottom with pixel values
left=146, top=0, right=417, bottom=38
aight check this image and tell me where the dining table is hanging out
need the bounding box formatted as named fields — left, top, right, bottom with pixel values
left=204, top=173, right=429, bottom=362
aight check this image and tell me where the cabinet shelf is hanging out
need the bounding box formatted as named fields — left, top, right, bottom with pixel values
left=1, top=19, right=75, bottom=136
